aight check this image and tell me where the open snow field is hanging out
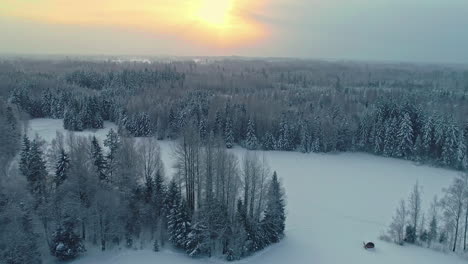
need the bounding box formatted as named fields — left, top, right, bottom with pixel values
left=28, top=119, right=467, bottom=264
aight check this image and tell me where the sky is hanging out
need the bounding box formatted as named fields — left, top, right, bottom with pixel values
left=1, top=0, right=468, bottom=63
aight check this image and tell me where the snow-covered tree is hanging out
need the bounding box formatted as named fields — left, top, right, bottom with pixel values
left=55, top=148, right=70, bottom=188
left=51, top=215, right=85, bottom=260
left=441, top=175, right=467, bottom=252
left=442, top=124, right=458, bottom=167
left=397, top=113, right=414, bottom=158
left=91, top=136, right=107, bottom=182
left=245, top=118, right=258, bottom=150
left=456, top=130, right=467, bottom=170
left=166, top=180, right=191, bottom=250
left=388, top=199, right=407, bottom=245
left=261, top=171, right=286, bottom=244
left=225, top=118, right=234, bottom=149
left=408, top=181, right=422, bottom=241
left=262, top=132, right=275, bottom=151
left=103, top=128, right=120, bottom=182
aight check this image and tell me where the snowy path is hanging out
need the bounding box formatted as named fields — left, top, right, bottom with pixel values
left=28, top=119, right=467, bottom=264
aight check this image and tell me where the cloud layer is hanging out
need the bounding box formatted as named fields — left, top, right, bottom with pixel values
left=1, top=0, right=467, bottom=63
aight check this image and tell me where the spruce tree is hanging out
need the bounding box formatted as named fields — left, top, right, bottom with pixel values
left=261, top=171, right=286, bottom=244
left=199, top=118, right=208, bottom=143
left=246, top=118, right=258, bottom=150
left=104, top=128, right=120, bottom=182
left=55, top=148, right=70, bottom=188
left=19, top=135, right=31, bottom=178
left=262, top=132, right=275, bottom=151
left=276, top=119, right=291, bottom=151
left=91, top=136, right=107, bottom=182
left=397, top=113, right=414, bottom=158
left=383, top=118, right=397, bottom=157
left=153, top=170, right=166, bottom=221
left=225, top=118, right=234, bottom=149
left=26, top=139, right=48, bottom=206
left=442, top=124, right=458, bottom=166
left=428, top=214, right=438, bottom=247
left=166, top=180, right=190, bottom=250
left=299, top=125, right=312, bottom=153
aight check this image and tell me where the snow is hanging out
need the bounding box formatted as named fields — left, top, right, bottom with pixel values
left=26, top=118, right=117, bottom=143
left=27, top=118, right=467, bottom=264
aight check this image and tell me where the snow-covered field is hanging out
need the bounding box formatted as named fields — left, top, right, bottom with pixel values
left=28, top=118, right=467, bottom=264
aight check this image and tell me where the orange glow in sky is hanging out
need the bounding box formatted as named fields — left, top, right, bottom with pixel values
left=0, top=0, right=267, bottom=49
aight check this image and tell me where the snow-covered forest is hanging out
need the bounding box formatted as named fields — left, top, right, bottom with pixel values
left=3, top=59, right=468, bottom=170
left=1, top=58, right=468, bottom=264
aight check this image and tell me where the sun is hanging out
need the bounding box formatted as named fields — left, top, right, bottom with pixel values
left=195, top=0, right=234, bottom=28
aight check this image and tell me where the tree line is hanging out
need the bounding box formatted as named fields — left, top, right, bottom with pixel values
left=4, top=59, right=468, bottom=171
left=0, top=104, right=286, bottom=263
left=384, top=176, right=468, bottom=254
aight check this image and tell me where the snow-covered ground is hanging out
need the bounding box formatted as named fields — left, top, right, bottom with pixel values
left=28, top=118, right=467, bottom=264
left=27, top=118, right=118, bottom=143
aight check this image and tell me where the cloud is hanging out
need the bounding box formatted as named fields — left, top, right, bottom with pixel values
left=1, top=0, right=468, bottom=63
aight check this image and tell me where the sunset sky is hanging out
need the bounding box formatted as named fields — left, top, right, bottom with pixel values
left=1, top=0, right=468, bottom=63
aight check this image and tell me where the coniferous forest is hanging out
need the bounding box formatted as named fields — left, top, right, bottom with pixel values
left=1, top=57, right=468, bottom=263
left=3, top=59, right=468, bottom=170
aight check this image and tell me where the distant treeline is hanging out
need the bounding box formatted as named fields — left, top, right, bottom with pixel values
left=3, top=59, right=468, bottom=170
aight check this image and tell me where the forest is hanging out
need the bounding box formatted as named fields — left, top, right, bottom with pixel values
left=1, top=57, right=468, bottom=263
left=2, top=58, right=468, bottom=170
left=0, top=102, right=286, bottom=262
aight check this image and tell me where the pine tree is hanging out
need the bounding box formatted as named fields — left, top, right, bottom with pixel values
left=166, top=180, right=190, bottom=249
left=92, top=112, right=104, bottom=129
left=225, top=118, right=234, bottom=149
left=442, top=124, right=458, bottom=167
left=397, top=113, right=414, bottom=158
left=153, top=170, right=166, bottom=226
left=422, top=116, right=435, bottom=158
left=276, top=119, right=291, bottom=151
left=214, top=110, right=224, bottom=136
left=261, top=171, right=286, bottom=244
left=262, top=132, right=275, bottom=151
left=55, top=148, right=70, bottom=188
left=299, top=124, right=312, bottom=153
left=186, top=218, right=210, bottom=257
left=246, top=118, right=258, bottom=150
left=19, top=135, right=31, bottom=178
left=104, top=128, right=120, bottom=182
left=26, top=139, right=48, bottom=206
left=199, top=118, right=208, bottom=143
left=413, top=135, right=423, bottom=161
left=91, top=136, right=107, bottom=182
left=383, top=118, right=397, bottom=157
left=373, top=124, right=384, bottom=154
left=428, top=214, right=438, bottom=247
